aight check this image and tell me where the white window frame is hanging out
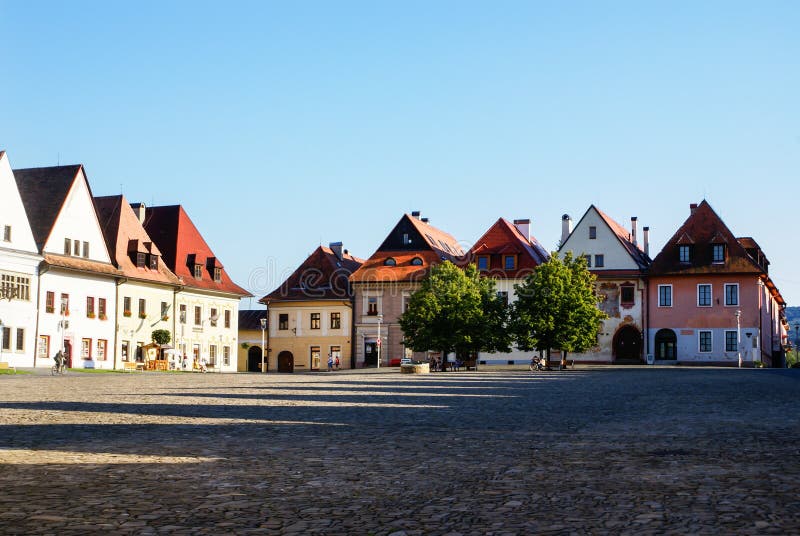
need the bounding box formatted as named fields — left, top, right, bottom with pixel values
left=658, top=285, right=672, bottom=307
left=724, top=330, right=738, bottom=352
left=697, top=284, right=712, bottom=307
left=724, top=283, right=739, bottom=307
left=698, top=330, right=713, bottom=353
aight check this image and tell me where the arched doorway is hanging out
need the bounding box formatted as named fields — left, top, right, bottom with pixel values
left=277, top=351, right=294, bottom=373
left=613, top=325, right=642, bottom=363
left=654, top=329, right=677, bottom=360
left=247, top=346, right=264, bottom=372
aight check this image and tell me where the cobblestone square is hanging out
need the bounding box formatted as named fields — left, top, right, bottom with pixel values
left=1, top=367, right=799, bottom=534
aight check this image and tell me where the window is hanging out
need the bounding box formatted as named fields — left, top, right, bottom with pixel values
left=209, top=345, right=217, bottom=366
left=725, top=331, right=738, bottom=352
left=194, top=306, right=202, bottom=326
left=194, top=264, right=203, bottom=279
left=73, top=240, right=80, bottom=256
left=504, top=255, right=516, bottom=270
left=410, top=257, right=423, bottom=266
left=139, top=298, right=147, bottom=317
left=3, top=225, right=10, bottom=242
left=86, top=297, right=95, bottom=318
left=699, top=331, right=712, bottom=353
left=82, top=338, right=92, bottom=359
left=654, top=329, right=676, bottom=360
left=82, top=241, right=89, bottom=258
left=97, top=339, right=107, bottom=361
left=223, top=346, right=230, bottom=366
left=61, top=293, right=69, bottom=315
left=224, top=310, right=231, bottom=328
left=620, top=284, right=635, bottom=306
left=679, top=245, right=691, bottom=263
left=697, top=284, right=712, bottom=307
left=403, top=233, right=411, bottom=245
left=330, top=345, right=341, bottom=364
left=658, top=285, right=672, bottom=307
left=402, top=295, right=410, bottom=313
left=367, top=296, right=378, bottom=315
left=1, top=327, right=10, bottom=350
left=99, top=298, right=106, bottom=319
left=179, top=304, right=187, bottom=323
left=46, top=291, right=55, bottom=313
left=121, top=340, right=130, bottom=361
left=310, top=313, right=321, bottom=329
left=712, top=244, right=725, bottom=263
left=123, top=296, right=132, bottom=315
left=310, top=346, right=321, bottom=370
left=383, top=257, right=397, bottom=266
left=594, top=254, right=604, bottom=268
left=725, top=284, right=739, bottom=306
left=210, top=308, right=218, bottom=327
left=279, top=313, right=289, bottom=330
left=214, top=268, right=222, bottom=282
left=149, top=255, right=158, bottom=270
left=161, top=301, right=169, bottom=319
left=136, top=252, right=146, bottom=268
left=38, top=336, right=50, bottom=359
left=1, top=273, right=30, bottom=301
left=64, top=238, right=71, bottom=255
left=583, top=255, right=592, bottom=268
left=497, top=291, right=508, bottom=305
left=15, top=328, right=24, bottom=351
left=477, top=256, right=489, bottom=271
left=330, top=312, right=341, bottom=329
left=589, top=226, right=597, bottom=239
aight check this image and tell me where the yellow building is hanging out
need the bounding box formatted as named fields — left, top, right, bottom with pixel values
left=260, top=243, right=362, bottom=372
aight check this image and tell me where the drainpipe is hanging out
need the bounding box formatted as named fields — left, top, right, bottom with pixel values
left=113, top=277, right=129, bottom=370
left=644, top=276, right=650, bottom=356
left=32, top=261, right=48, bottom=368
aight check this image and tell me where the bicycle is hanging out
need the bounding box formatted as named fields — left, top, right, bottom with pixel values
left=51, top=362, right=67, bottom=376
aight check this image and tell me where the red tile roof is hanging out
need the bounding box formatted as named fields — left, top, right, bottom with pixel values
left=94, top=195, right=182, bottom=286
left=464, top=218, right=548, bottom=277
left=142, top=205, right=251, bottom=297
left=43, top=253, right=121, bottom=277
left=592, top=206, right=651, bottom=270
left=261, top=245, right=364, bottom=303
left=350, top=250, right=445, bottom=284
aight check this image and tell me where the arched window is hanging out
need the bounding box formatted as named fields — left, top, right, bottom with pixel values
left=654, top=329, right=677, bottom=360
left=410, top=257, right=423, bottom=266
left=383, top=257, right=396, bottom=266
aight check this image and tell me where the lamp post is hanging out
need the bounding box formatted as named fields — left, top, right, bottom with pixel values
left=376, top=314, right=383, bottom=369
left=260, top=318, right=267, bottom=373
left=735, top=309, right=742, bottom=368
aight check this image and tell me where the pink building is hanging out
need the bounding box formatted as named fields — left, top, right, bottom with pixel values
left=648, top=201, right=787, bottom=366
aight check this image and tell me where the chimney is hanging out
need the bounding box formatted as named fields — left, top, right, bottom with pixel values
left=690, top=203, right=698, bottom=215
left=631, top=216, right=638, bottom=246
left=643, top=226, right=650, bottom=256
left=411, top=211, right=421, bottom=219
left=513, top=219, right=531, bottom=241
left=130, top=202, right=146, bottom=224
left=329, top=241, right=343, bottom=261
left=561, top=214, right=573, bottom=245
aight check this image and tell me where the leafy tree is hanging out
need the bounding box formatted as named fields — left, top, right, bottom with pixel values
left=511, top=252, right=606, bottom=366
left=151, top=329, right=171, bottom=346
left=400, top=261, right=509, bottom=369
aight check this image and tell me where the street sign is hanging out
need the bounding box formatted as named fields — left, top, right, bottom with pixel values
left=376, top=338, right=382, bottom=347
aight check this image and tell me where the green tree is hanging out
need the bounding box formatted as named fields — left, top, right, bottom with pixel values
left=151, top=329, right=171, bottom=346
left=511, top=252, right=606, bottom=366
left=400, top=261, right=509, bottom=370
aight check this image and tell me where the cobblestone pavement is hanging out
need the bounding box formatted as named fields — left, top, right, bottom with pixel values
left=1, top=367, right=799, bottom=535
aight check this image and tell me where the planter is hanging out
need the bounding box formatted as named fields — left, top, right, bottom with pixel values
left=123, top=311, right=132, bottom=318
left=400, top=363, right=430, bottom=374
left=138, top=313, right=148, bottom=319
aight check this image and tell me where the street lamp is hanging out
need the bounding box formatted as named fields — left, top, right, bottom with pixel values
left=260, top=318, right=267, bottom=373
left=376, top=314, right=383, bottom=369
left=735, top=309, right=742, bottom=368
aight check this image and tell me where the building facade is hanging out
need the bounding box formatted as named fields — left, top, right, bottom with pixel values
left=237, top=309, right=268, bottom=372
left=648, top=201, right=787, bottom=366
left=261, top=243, right=362, bottom=372
left=349, top=212, right=464, bottom=367
left=558, top=206, right=651, bottom=363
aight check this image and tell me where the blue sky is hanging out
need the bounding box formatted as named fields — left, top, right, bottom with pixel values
left=1, top=1, right=798, bottom=307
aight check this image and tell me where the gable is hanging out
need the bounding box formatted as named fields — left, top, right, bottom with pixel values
left=559, top=206, right=643, bottom=271
left=377, top=214, right=432, bottom=253
left=0, top=152, right=38, bottom=254
left=45, top=169, right=112, bottom=263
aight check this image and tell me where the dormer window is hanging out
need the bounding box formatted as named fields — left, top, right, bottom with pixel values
left=149, top=254, right=158, bottom=270
left=411, top=257, right=423, bottom=266
left=136, top=252, right=146, bottom=268
left=712, top=244, right=725, bottom=263
left=384, top=257, right=397, bottom=266
left=214, top=267, right=222, bottom=282
left=679, top=245, right=692, bottom=263
left=194, top=264, right=203, bottom=279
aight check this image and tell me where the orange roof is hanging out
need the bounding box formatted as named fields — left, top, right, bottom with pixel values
left=262, top=245, right=363, bottom=303
left=350, top=250, right=444, bottom=284
left=464, top=218, right=548, bottom=277
left=592, top=206, right=651, bottom=269
left=43, top=253, right=121, bottom=277
left=94, top=195, right=182, bottom=286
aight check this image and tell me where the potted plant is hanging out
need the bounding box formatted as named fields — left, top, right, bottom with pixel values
left=99, top=313, right=107, bottom=321
left=161, top=315, right=169, bottom=322
left=123, top=310, right=132, bottom=317
left=87, top=312, right=96, bottom=319
left=138, top=312, right=147, bottom=319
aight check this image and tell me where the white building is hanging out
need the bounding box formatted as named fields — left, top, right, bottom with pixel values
left=15, top=164, right=120, bottom=369
left=558, top=206, right=651, bottom=363
left=0, top=151, right=42, bottom=368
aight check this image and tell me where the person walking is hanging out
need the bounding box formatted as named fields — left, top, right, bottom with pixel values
left=327, top=353, right=334, bottom=372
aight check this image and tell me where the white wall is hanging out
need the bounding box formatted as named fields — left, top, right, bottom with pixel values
left=116, top=280, right=177, bottom=367
left=560, top=207, right=641, bottom=271
left=174, top=290, right=241, bottom=372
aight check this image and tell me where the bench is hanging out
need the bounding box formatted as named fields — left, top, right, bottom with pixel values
left=463, top=359, right=477, bottom=371
left=122, top=361, right=141, bottom=372
left=0, top=362, right=16, bottom=373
